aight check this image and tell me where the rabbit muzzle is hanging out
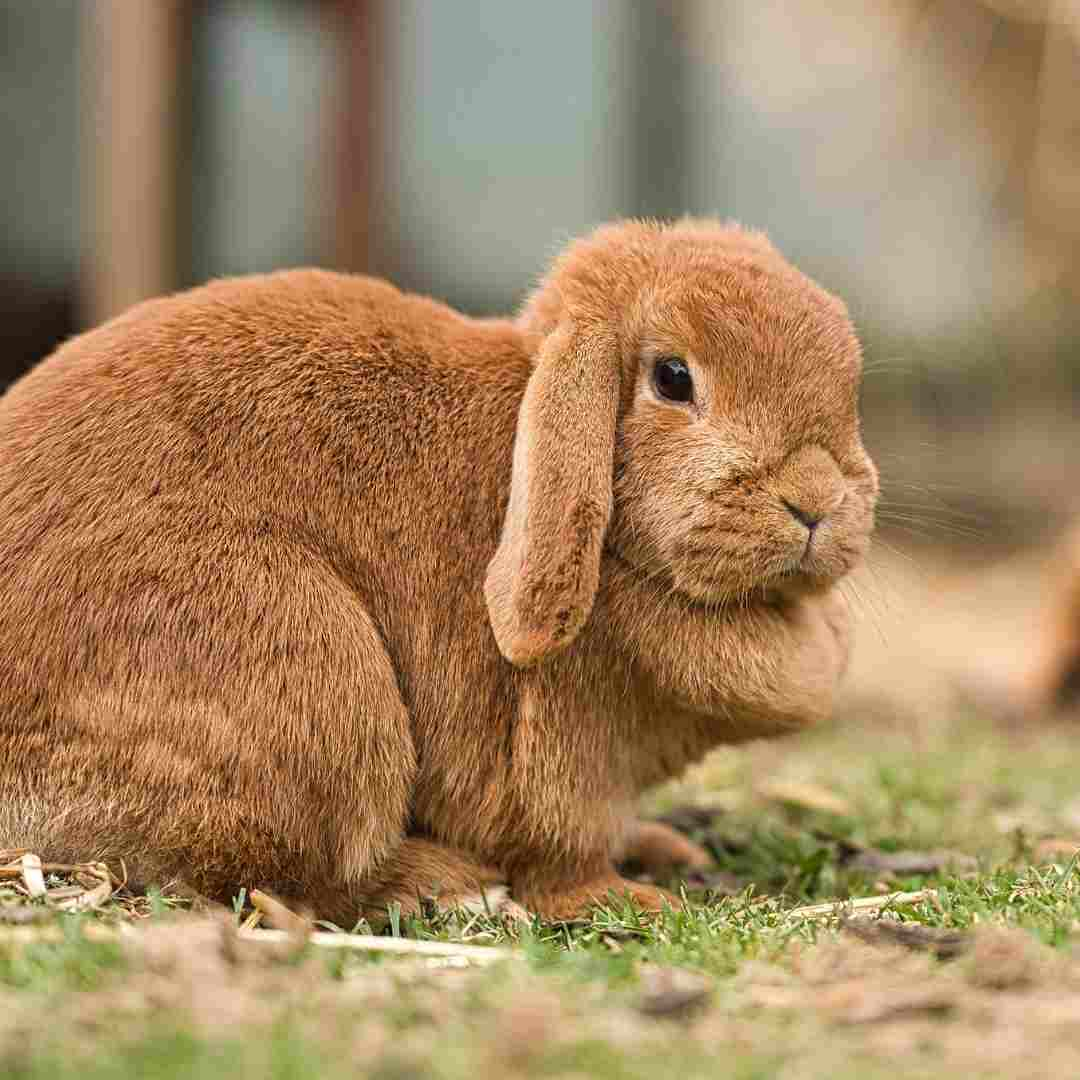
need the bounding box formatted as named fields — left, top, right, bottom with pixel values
left=625, top=442, right=875, bottom=606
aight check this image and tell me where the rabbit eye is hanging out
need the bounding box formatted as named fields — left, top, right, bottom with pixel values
left=653, top=357, right=694, bottom=404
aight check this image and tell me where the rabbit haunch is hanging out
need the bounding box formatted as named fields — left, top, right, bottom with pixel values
left=0, top=219, right=877, bottom=920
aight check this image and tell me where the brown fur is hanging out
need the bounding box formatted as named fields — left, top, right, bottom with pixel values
left=618, top=821, right=713, bottom=876
left=0, top=219, right=877, bottom=919
left=1025, top=523, right=1080, bottom=711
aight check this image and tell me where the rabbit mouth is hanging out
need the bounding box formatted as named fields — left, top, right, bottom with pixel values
left=675, top=542, right=860, bottom=606
left=605, top=511, right=869, bottom=608
left=606, top=546, right=829, bottom=609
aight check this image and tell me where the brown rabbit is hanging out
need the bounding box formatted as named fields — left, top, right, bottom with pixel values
left=0, top=220, right=877, bottom=921
left=1024, top=522, right=1080, bottom=712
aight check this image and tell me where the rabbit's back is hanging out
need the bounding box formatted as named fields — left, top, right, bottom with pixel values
left=0, top=269, right=528, bottom=620
left=1, top=271, right=519, bottom=511
left=0, top=270, right=529, bottom=895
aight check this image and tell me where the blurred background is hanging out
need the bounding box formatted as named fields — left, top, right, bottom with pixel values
left=2, top=0, right=1079, bottom=714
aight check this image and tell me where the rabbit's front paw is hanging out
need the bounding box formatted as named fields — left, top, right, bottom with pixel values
left=518, top=874, right=681, bottom=921
left=619, top=820, right=713, bottom=876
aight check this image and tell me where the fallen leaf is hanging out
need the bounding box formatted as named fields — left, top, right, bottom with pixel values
left=681, top=869, right=742, bottom=896
left=842, top=916, right=970, bottom=959
left=819, top=980, right=957, bottom=1024
left=637, top=966, right=713, bottom=1018
left=757, top=780, right=852, bottom=817
left=1034, top=837, right=1080, bottom=862
left=40, top=885, right=84, bottom=901
left=965, top=928, right=1048, bottom=991
left=846, top=849, right=977, bottom=876
left=651, top=805, right=722, bottom=834
left=1062, top=797, right=1080, bottom=832
left=0, top=905, right=52, bottom=925
left=53, top=876, right=113, bottom=913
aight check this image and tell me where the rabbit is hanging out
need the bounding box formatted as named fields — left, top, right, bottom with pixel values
left=1023, top=521, right=1080, bottom=712
left=0, top=219, right=877, bottom=921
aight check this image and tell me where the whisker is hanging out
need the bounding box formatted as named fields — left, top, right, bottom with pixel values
left=875, top=511, right=983, bottom=542
left=887, top=498, right=981, bottom=518
left=860, top=357, right=926, bottom=376
left=876, top=510, right=986, bottom=537
left=869, top=536, right=916, bottom=566
left=877, top=489, right=983, bottom=514
left=858, top=556, right=902, bottom=615
left=838, top=576, right=889, bottom=646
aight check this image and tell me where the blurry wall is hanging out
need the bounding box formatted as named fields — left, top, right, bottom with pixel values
left=689, top=1, right=1080, bottom=359
left=0, top=1, right=81, bottom=384
left=0, top=1, right=81, bottom=288
left=0, top=0, right=1077, bottom=530
left=375, top=0, right=637, bottom=313
left=188, top=0, right=334, bottom=283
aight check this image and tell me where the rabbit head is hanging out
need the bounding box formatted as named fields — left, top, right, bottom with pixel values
left=485, top=218, right=878, bottom=667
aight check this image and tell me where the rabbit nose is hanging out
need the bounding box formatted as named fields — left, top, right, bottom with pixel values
left=782, top=499, right=823, bottom=530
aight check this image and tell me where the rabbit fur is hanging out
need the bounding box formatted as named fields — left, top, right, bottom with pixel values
left=0, top=219, right=877, bottom=920
left=1025, top=521, right=1080, bottom=712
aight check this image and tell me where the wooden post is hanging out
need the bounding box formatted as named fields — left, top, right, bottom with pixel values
left=80, top=0, right=192, bottom=329
left=325, top=0, right=386, bottom=274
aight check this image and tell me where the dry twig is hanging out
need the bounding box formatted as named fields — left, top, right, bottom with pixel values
left=250, top=889, right=311, bottom=935
left=786, top=889, right=931, bottom=920
left=237, top=926, right=511, bottom=965
left=19, top=854, right=47, bottom=899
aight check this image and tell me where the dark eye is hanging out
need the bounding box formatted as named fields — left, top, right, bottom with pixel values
left=653, top=357, right=694, bottom=404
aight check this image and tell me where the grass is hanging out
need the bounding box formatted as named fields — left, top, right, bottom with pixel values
left=4, top=705, right=1080, bottom=1079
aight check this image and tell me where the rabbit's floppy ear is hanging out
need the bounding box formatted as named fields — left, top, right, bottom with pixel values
left=485, top=323, right=620, bottom=667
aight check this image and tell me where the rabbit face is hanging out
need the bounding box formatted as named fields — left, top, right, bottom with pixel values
left=608, top=253, right=878, bottom=605
left=488, top=219, right=877, bottom=666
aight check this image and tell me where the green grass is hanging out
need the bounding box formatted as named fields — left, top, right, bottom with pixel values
left=4, top=707, right=1080, bottom=1079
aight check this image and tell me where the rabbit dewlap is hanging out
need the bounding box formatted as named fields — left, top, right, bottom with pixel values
left=0, top=220, right=877, bottom=920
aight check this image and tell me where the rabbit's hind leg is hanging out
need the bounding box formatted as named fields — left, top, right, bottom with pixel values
left=317, top=837, right=506, bottom=928
left=0, top=780, right=222, bottom=914
left=0, top=542, right=416, bottom=912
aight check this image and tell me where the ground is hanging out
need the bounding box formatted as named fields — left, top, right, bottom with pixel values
left=3, top=536, right=1079, bottom=1080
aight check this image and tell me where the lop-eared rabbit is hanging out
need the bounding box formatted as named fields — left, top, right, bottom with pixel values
left=0, top=220, right=877, bottom=920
